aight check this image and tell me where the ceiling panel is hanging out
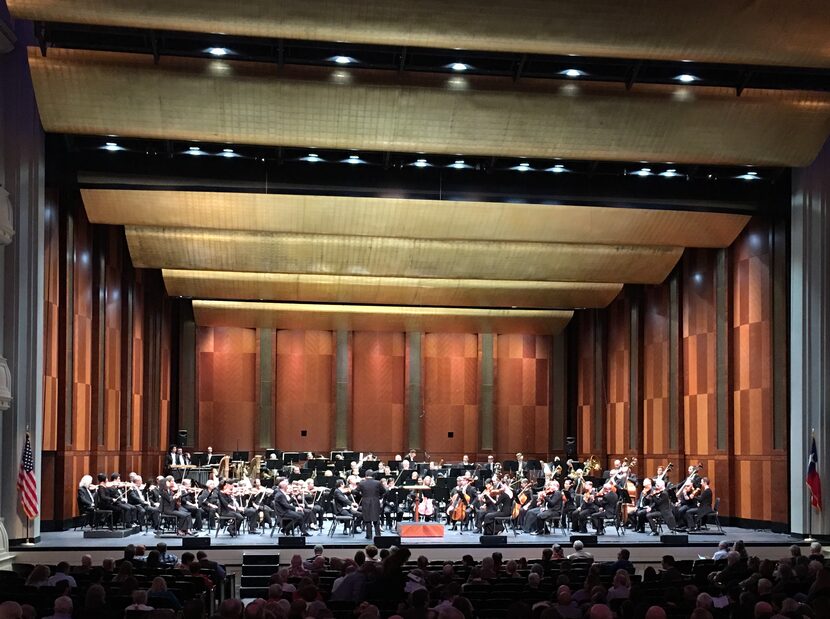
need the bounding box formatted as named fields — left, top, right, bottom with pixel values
left=83, top=189, right=750, bottom=248
left=192, top=300, right=573, bottom=335
left=30, top=48, right=830, bottom=166
left=10, top=0, right=830, bottom=68
left=127, top=227, right=683, bottom=285
left=163, top=269, right=622, bottom=309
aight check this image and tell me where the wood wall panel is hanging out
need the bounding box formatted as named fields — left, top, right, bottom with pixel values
left=196, top=326, right=257, bottom=453
left=275, top=330, right=334, bottom=453
left=41, top=192, right=176, bottom=526
left=103, top=230, right=123, bottom=450
left=351, top=332, right=405, bottom=454
left=494, top=334, right=550, bottom=457
left=730, top=221, right=787, bottom=523
left=43, top=198, right=60, bottom=452
left=642, top=283, right=671, bottom=461
left=682, top=249, right=718, bottom=459
left=72, top=209, right=93, bottom=450
left=605, top=295, right=630, bottom=461
left=423, top=333, right=479, bottom=458
left=576, top=313, right=596, bottom=456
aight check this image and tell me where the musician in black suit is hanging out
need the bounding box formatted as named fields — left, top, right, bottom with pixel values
left=646, top=479, right=677, bottom=534
left=572, top=490, right=599, bottom=533
left=403, top=449, right=418, bottom=463
left=685, top=477, right=713, bottom=531
left=482, top=485, right=513, bottom=535
left=356, top=470, right=386, bottom=539
left=161, top=476, right=192, bottom=536
left=591, top=483, right=619, bottom=535
left=179, top=479, right=204, bottom=531
left=332, top=479, right=360, bottom=533
left=249, top=479, right=275, bottom=530
left=217, top=481, right=245, bottom=535
left=165, top=446, right=178, bottom=473
left=273, top=479, right=308, bottom=535
left=127, top=475, right=160, bottom=529
left=631, top=478, right=654, bottom=532
left=101, top=473, right=138, bottom=525
left=524, top=481, right=562, bottom=534
left=198, top=480, right=220, bottom=530
left=77, top=475, right=96, bottom=518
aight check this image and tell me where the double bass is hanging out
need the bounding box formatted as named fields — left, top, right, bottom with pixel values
left=448, top=487, right=470, bottom=523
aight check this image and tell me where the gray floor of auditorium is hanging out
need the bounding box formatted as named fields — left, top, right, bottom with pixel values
left=22, top=525, right=801, bottom=552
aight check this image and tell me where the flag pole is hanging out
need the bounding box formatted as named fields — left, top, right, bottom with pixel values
left=20, top=518, right=34, bottom=547
left=804, top=428, right=817, bottom=543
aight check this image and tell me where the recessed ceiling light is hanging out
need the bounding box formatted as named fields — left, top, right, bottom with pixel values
left=207, top=47, right=229, bottom=57
left=332, top=55, right=356, bottom=65
left=220, top=148, right=238, bottom=158
left=736, top=171, right=761, bottom=180
left=412, top=158, right=430, bottom=168
left=185, top=146, right=206, bottom=156
left=448, top=160, right=471, bottom=169
left=102, top=142, right=122, bottom=152
left=342, top=154, right=366, bottom=165
left=545, top=164, right=568, bottom=173
left=674, top=74, right=700, bottom=83
left=301, top=152, right=323, bottom=163
left=632, top=167, right=653, bottom=177
left=659, top=169, right=681, bottom=178
left=450, top=62, right=470, bottom=72
left=560, top=69, right=587, bottom=78
left=511, top=162, right=533, bottom=172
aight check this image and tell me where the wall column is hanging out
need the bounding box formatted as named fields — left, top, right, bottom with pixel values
left=405, top=332, right=423, bottom=451
left=334, top=330, right=350, bottom=450
left=0, top=15, right=45, bottom=547
left=791, top=139, right=830, bottom=536
left=478, top=334, right=494, bottom=453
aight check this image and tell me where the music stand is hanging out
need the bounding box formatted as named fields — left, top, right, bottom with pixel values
left=232, top=451, right=250, bottom=462
left=282, top=452, right=302, bottom=463
left=192, top=451, right=206, bottom=466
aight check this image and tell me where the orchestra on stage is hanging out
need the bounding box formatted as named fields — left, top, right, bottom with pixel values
left=75, top=448, right=715, bottom=539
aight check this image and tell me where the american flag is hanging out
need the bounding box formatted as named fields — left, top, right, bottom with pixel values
left=17, top=433, right=38, bottom=519
left=807, top=434, right=823, bottom=511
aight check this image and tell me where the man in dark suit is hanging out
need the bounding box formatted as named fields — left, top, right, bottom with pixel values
left=356, top=470, right=385, bottom=539
left=524, top=480, right=562, bottom=534
left=591, top=483, right=619, bottom=535
left=646, top=479, right=677, bottom=534
left=165, top=446, right=178, bottom=473
left=685, top=477, right=713, bottom=531
left=161, top=475, right=192, bottom=536
left=273, top=479, right=307, bottom=535
left=482, top=485, right=513, bottom=534
left=127, top=475, right=160, bottom=530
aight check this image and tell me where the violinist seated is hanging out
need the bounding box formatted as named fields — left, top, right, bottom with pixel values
left=162, top=475, right=193, bottom=536
left=672, top=481, right=697, bottom=530
left=524, top=480, right=563, bottom=535
left=333, top=479, right=361, bottom=533
left=101, top=473, right=139, bottom=526
left=631, top=477, right=654, bottom=533
left=198, top=479, right=221, bottom=530
left=127, top=475, right=160, bottom=530
left=571, top=482, right=598, bottom=533
left=561, top=478, right=577, bottom=529
left=481, top=483, right=514, bottom=535
left=684, top=477, right=713, bottom=531
left=290, top=481, right=316, bottom=531
left=249, top=478, right=275, bottom=529
left=473, top=478, right=496, bottom=533
left=219, top=480, right=259, bottom=534
left=179, top=479, right=205, bottom=531
left=273, top=479, right=309, bottom=535
left=646, top=479, right=677, bottom=535
left=77, top=475, right=97, bottom=521
left=591, top=482, right=619, bottom=535
left=512, top=479, right=534, bottom=528
left=301, top=479, right=323, bottom=530
left=380, top=478, right=401, bottom=531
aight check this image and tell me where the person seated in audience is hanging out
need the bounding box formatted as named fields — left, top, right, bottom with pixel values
left=124, top=589, right=153, bottom=612
left=567, top=539, right=593, bottom=560
left=809, top=541, right=825, bottom=563
left=46, top=562, right=77, bottom=588
left=147, top=576, right=182, bottom=611
left=113, top=561, right=133, bottom=583
left=606, top=570, right=632, bottom=602
left=189, top=561, right=214, bottom=590
left=156, top=541, right=178, bottom=565
left=42, top=595, right=72, bottom=619
left=24, top=565, right=50, bottom=588
left=713, top=540, right=730, bottom=560
left=72, top=554, right=93, bottom=574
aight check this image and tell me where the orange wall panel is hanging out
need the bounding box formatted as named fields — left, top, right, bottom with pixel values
left=275, top=330, right=334, bottom=453
left=643, top=284, right=670, bottom=458
left=494, top=334, right=550, bottom=457
left=351, top=332, right=405, bottom=454
left=196, top=326, right=258, bottom=452
left=423, top=333, right=479, bottom=458
left=605, top=296, right=630, bottom=459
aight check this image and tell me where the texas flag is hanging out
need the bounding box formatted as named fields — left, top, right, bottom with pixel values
left=806, top=435, right=822, bottom=511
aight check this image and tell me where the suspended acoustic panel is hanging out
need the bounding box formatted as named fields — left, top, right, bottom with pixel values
left=9, top=0, right=830, bottom=68
left=30, top=49, right=830, bottom=166
left=192, top=300, right=573, bottom=335
left=83, top=189, right=750, bottom=248
left=127, top=227, right=683, bottom=284
left=163, top=269, right=622, bottom=309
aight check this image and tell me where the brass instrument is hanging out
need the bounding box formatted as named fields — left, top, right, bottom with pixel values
left=586, top=455, right=602, bottom=473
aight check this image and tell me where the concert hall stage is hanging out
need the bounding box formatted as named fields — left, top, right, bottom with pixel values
left=14, top=525, right=805, bottom=565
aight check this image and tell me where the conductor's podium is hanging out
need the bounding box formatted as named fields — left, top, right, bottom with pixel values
left=397, top=523, right=445, bottom=538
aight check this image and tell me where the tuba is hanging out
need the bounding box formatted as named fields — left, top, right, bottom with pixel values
left=586, top=455, right=602, bottom=474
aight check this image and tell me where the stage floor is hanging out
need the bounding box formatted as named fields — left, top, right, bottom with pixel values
left=17, top=524, right=801, bottom=552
